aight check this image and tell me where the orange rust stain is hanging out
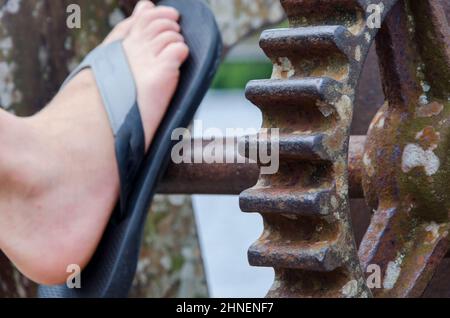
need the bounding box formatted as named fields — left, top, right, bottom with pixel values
left=334, top=159, right=348, bottom=196
left=416, top=126, right=441, bottom=150
left=416, top=102, right=444, bottom=118
left=324, top=129, right=346, bottom=153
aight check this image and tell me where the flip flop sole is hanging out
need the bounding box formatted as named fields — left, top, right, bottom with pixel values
left=38, top=0, right=222, bottom=298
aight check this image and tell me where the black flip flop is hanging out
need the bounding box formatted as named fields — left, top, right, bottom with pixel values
left=38, top=0, right=222, bottom=298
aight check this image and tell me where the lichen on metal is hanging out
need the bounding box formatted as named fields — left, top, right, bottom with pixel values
left=360, top=0, right=450, bottom=298
left=240, top=0, right=399, bottom=298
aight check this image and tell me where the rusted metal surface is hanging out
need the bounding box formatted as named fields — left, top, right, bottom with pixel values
left=158, top=138, right=259, bottom=195
left=348, top=136, right=365, bottom=199
left=352, top=44, right=385, bottom=135
left=159, top=161, right=259, bottom=195
left=238, top=0, right=399, bottom=298
left=158, top=136, right=366, bottom=197
left=360, top=0, right=450, bottom=297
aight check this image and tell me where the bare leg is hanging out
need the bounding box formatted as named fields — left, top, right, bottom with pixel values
left=0, top=1, right=188, bottom=285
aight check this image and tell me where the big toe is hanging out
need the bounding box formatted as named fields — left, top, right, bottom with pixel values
left=103, top=1, right=160, bottom=45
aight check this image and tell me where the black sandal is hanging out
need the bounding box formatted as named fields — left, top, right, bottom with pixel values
left=39, top=0, right=222, bottom=298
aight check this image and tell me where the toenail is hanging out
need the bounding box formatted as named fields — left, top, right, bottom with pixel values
left=133, top=0, right=154, bottom=15
left=158, top=6, right=180, bottom=18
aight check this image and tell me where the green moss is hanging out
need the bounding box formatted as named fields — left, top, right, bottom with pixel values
left=170, top=254, right=185, bottom=273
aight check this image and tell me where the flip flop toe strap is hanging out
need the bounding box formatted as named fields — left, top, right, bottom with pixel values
left=62, top=40, right=145, bottom=219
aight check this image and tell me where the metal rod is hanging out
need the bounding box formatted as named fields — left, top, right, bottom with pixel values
left=157, top=136, right=366, bottom=198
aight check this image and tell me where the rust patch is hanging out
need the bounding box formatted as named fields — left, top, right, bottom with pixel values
left=415, top=126, right=440, bottom=150
left=324, top=129, right=346, bottom=153
left=416, top=102, right=444, bottom=118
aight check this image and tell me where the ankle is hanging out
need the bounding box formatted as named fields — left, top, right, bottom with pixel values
left=0, top=110, right=24, bottom=165
left=0, top=111, right=47, bottom=195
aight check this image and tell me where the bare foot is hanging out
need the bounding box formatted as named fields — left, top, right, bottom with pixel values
left=0, top=0, right=188, bottom=285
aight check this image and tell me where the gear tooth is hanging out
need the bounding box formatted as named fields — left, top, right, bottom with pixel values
left=248, top=239, right=344, bottom=272
left=245, top=78, right=341, bottom=109
left=240, top=132, right=333, bottom=161
left=240, top=187, right=334, bottom=216
left=260, top=26, right=355, bottom=59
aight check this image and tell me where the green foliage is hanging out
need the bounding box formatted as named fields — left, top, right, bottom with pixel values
left=212, top=61, right=273, bottom=90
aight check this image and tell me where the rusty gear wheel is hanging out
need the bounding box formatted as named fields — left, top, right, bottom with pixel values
left=240, top=0, right=449, bottom=298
